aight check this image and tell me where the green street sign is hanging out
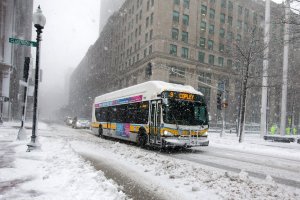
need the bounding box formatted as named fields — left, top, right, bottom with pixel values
left=9, top=38, right=37, bottom=47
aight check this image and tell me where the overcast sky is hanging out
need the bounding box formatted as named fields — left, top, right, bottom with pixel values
left=32, top=0, right=100, bottom=118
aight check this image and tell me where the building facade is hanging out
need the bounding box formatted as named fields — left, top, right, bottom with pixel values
left=70, top=0, right=300, bottom=128
left=99, top=0, right=125, bottom=35
left=0, top=0, right=33, bottom=120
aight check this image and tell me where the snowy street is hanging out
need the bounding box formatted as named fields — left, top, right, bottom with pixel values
left=1, top=122, right=300, bottom=200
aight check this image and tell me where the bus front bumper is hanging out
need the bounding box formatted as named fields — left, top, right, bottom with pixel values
left=163, top=136, right=209, bottom=147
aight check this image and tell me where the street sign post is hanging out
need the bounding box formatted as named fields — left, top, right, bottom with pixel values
left=9, top=37, right=37, bottom=47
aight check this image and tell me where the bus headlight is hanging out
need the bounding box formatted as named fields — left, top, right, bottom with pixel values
left=163, top=130, right=173, bottom=137
left=201, top=130, right=208, bottom=136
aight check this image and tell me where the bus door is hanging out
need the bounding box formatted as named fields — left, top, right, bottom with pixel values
left=150, top=100, right=161, bottom=144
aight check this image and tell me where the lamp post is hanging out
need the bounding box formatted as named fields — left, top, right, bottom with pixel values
left=27, top=6, right=46, bottom=151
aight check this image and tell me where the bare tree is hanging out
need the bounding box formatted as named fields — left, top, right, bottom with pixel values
left=229, top=27, right=266, bottom=142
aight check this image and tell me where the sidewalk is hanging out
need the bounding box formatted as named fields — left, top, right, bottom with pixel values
left=0, top=122, right=127, bottom=200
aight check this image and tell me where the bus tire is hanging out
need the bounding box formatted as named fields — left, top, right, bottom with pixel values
left=137, top=127, right=147, bottom=148
left=98, top=124, right=103, bottom=138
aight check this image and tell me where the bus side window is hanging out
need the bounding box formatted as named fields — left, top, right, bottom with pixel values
left=95, top=108, right=101, bottom=122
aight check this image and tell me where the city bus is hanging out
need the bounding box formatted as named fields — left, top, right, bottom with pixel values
left=91, top=81, right=209, bottom=148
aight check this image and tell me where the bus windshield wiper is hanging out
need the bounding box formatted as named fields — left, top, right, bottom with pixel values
left=171, top=113, right=179, bottom=129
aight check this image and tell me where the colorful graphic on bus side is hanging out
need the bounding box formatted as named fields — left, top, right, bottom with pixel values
left=95, top=95, right=143, bottom=108
left=116, top=123, right=130, bottom=138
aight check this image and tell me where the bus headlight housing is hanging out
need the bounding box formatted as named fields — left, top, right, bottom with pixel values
left=163, top=130, right=173, bottom=137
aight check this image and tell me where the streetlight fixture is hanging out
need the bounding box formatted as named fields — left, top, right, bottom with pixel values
left=27, top=6, right=46, bottom=151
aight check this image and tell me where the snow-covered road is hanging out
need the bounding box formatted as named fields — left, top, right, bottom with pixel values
left=44, top=124, right=300, bottom=199
left=1, top=122, right=300, bottom=200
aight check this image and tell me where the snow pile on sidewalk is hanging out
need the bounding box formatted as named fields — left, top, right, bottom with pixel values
left=71, top=139, right=300, bottom=200
left=0, top=123, right=128, bottom=200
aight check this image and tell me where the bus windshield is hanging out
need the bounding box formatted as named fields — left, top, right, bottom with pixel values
left=163, top=99, right=208, bottom=126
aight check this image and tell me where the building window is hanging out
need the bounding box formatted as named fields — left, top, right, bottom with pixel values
left=228, top=16, right=233, bottom=27
left=244, top=22, right=248, bottom=32
left=149, top=45, right=152, bottom=54
left=209, top=8, right=215, bottom=19
left=173, top=11, right=179, bottom=23
left=170, top=44, right=177, bottom=56
left=174, top=0, right=179, bottom=5
left=144, top=48, right=147, bottom=57
left=151, top=0, right=154, bottom=7
left=228, top=1, right=233, bottom=11
left=198, top=52, right=205, bottom=63
left=150, top=29, right=153, bottom=40
left=245, top=8, right=249, bottom=20
left=145, top=33, right=148, bottom=43
left=199, top=37, right=206, bottom=48
left=227, top=59, right=232, bottom=68
left=147, top=0, right=150, bottom=11
left=209, top=55, right=214, bottom=65
left=182, top=31, right=189, bottom=43
left=237, top=20, right=242, bottom=30
left=238, top=5, right=243, bottom=15
left=219, top=43, right=224, bottom=52
left=210, top=0, right=215, bottom=3
left=140, top=10, right=142, bottom=20
left=236, top=34, right=241, bottom=42
left=209, top=24, right=214, bottom=34
left=181, top=47, right=189, bottom=59
left=227, top=31, right=233, bottom=41
left=150, top=13, right=154, bottom=25
left=200, top=21, right=206, bottom=31
left=221, top=0, right=226, bottom=8
left=183, top=14, right=189, bottom=26
left=218, top=57, right=224, bottom=66
left=220, top=13, right=225, bottom=24
left=201, top=5, right=207, bottom=16
left=146, top=17, right=149, bottom=28
left=183, top=0, right=190, bottom=9
left=172, top=28, right=179, bottom=40
left=208, top=40, right=214, bottom=50
left=253, top=12, right=257, bottom=24
left=139, top=25, right=142, bottom=35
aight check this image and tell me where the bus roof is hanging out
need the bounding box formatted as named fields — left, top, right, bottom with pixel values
left=94, top=81, right=203, bottom=104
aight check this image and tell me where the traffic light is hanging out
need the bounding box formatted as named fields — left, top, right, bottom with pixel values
left=23, top=57, right=30, bottom=80
left=217, top=92, right=222, bottom=110
left=146, top=62, right=152, bottom=76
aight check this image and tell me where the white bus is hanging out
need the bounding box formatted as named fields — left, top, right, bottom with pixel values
left=91, top=81, right=209, bottom=148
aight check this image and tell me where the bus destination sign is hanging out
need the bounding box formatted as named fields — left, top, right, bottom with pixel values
left=162, top=91, right=203, bottom=102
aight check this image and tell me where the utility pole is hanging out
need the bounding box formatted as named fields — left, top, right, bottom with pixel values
left=280, top=0, right=290, bottom=136
left=260, top=0, right=270, bottom=137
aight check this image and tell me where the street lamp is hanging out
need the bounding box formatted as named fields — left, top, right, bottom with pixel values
left=27, top=6, right=46, bottom=151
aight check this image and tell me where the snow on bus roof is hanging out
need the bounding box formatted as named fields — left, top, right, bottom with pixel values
left=94, top=81, right=203, bottom=103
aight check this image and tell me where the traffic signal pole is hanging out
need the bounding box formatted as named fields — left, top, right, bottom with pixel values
left=221, top=84, right=226, bottom=137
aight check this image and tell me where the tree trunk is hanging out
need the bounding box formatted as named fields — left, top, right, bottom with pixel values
left=239, top=66, right=249, bottom=143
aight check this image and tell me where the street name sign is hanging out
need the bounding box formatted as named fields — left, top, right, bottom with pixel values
left=9, top=38, right=37, bottom=47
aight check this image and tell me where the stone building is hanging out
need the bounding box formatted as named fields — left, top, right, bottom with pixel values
left=70, top=0, right=300, bottom=128
left=0, top=0, right=33, bottom=120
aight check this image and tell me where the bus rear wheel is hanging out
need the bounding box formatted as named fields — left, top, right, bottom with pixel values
left=137, top=127, right=147, bottom=148
left=98, top=125, right=103, bottom=138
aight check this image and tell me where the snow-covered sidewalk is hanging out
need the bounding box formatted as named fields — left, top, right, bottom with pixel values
left=0, top=122, right=127, bottom=200
left=0, top=122, right=299, bottom=200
